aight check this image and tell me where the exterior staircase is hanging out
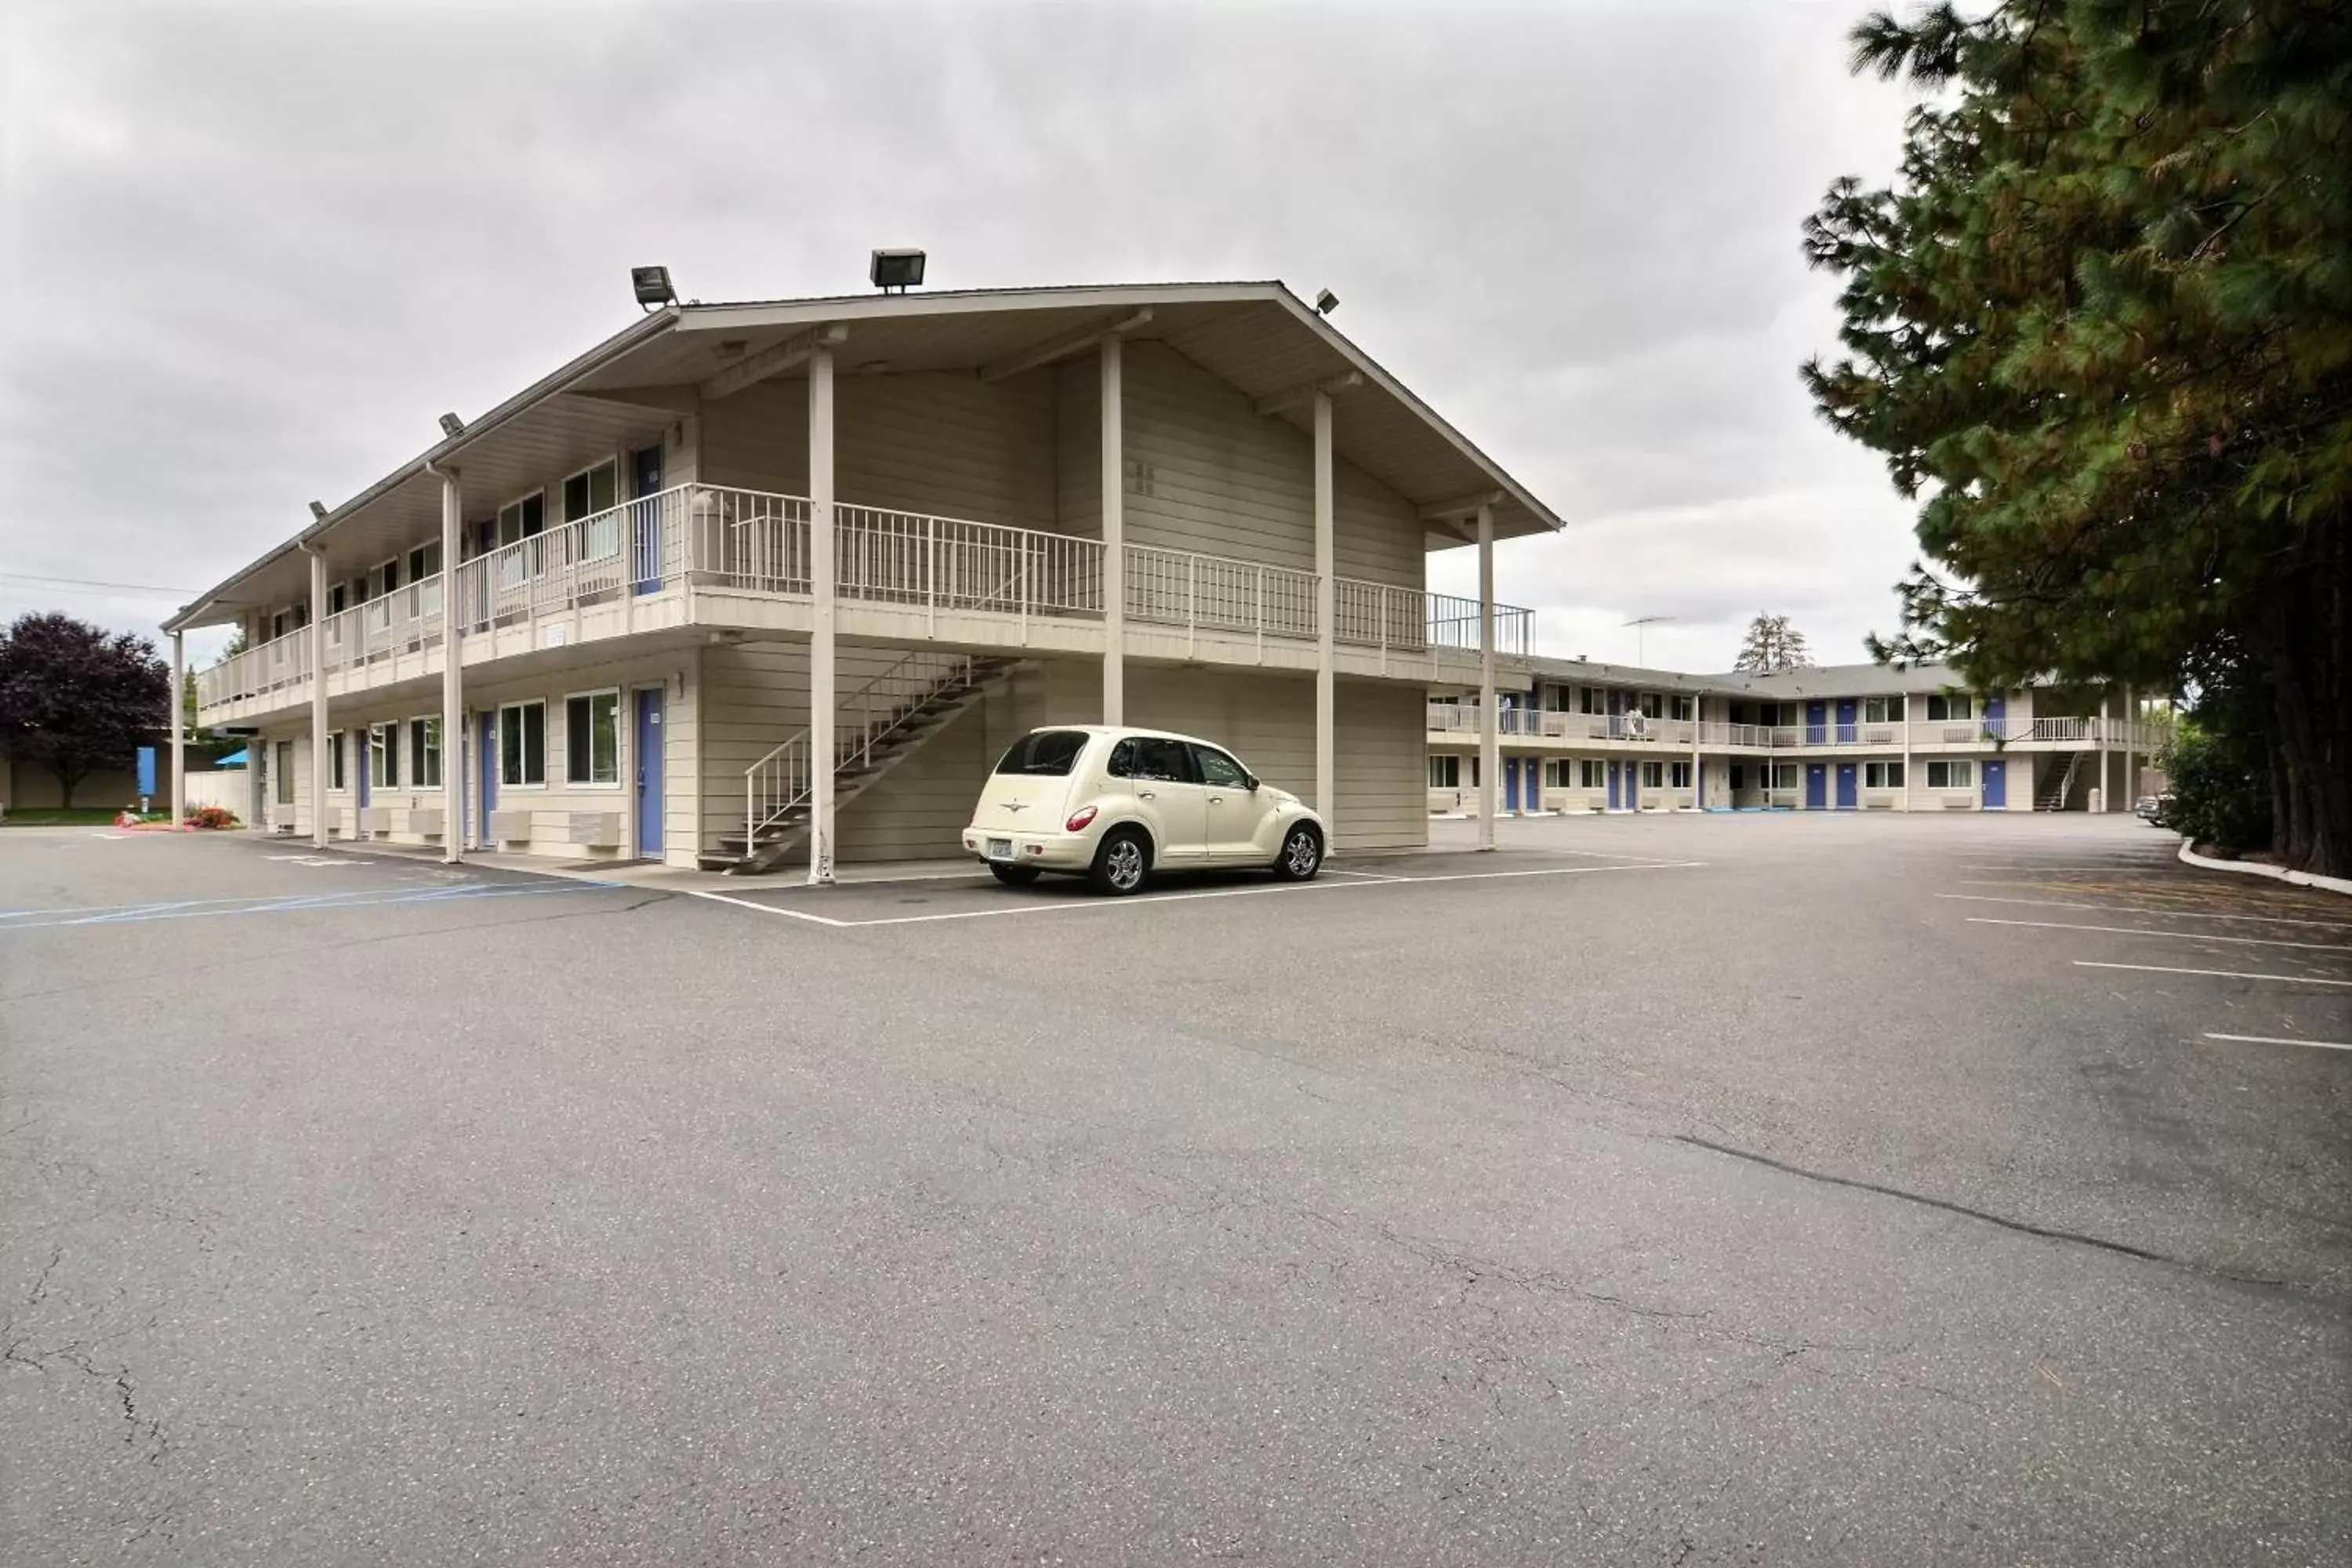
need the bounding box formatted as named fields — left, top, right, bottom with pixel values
left=2036, top=750, right=2083, bottom=811
left=706, top=651, right=1028, bottom=874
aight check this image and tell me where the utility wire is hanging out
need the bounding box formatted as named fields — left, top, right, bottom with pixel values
left=0, top=572, right=199, bottom=596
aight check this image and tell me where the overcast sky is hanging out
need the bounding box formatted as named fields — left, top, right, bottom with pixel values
left=0, top=0, right=1917, bottom=672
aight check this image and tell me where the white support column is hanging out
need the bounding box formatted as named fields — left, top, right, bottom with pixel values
left=169, top=630, right=186, bottom=824
left=1690, top=699, right=1701, bottom=812
left=305, top=545, right=329, bottom=848
left=437, top=466, right=465, bottom=863
left=1900, top=691, right=1914, bottom=811
left=1476, top=503, right=1497, bottom=851
left=1101, top=336, right=1125, bottom=725
left=2121, top=683, right=2136, bottom=811
left=1312, top=388, right=1335, bottom=829
left=808, top=345, right=837, bottom=886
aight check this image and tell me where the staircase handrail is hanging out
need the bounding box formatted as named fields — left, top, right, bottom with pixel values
left=742, top=650, right=982, bottom=842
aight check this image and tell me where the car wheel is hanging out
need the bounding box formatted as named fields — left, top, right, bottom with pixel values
left=988, top=862, right=1042, bottom=887
left=1272, top=822, right=1323, bottom=882
left=1088, top=828, right=1150, bottom=895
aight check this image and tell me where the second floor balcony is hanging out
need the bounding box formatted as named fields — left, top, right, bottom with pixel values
left=1426, top=702, right=2162, bottom=754
left=196, top=485, right=1537, bottom=724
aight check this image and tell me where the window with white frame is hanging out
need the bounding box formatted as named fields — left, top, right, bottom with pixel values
left=1865, top=761, right=1906, bottom=789
left=1638, top=692, right=1664, bottom=719
left=1926, top=693, right=1973, bottom=722
left=499, top=701, right=546, bottom=786
left=368, top=722, right=399, bottom=789
left=497, top=492, right=547, bottom=546
left=1766, top=762, right=1800, bottom=790
left=274, top=740, right=295, bottom=805
left=1578, top=759, right=1606, bottom=789
left=565, top=691, right=621, bottom=785
left=1544, top=758, right=1567, bottom=788
left=1669, top=695, right=1696, bottom=722
left=409, top=717, right=443, bottom=789
left=1928, top=760, right=1975, bottom=789
left=1429, top=755, right=1461, bottom=789
left=1578, top=687, right=1602, bottom=715
left=564, top=461, right=621, bottom=558
left=328, top=731, right=347, bottom=791
left=1670, top=760, right=1692, bottom=789
left=1864, top=696, right=1904, bottom=724
left=1640, top=760, right=1663, bottom=788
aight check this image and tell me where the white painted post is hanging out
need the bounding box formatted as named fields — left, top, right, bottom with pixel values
left=1100, top=335, right=1125, bottom=724
left=2121, top=683, right=2136, bottom=812
left=1900, top=691, right=1914, bottom=811
left=1690, top=695, right=1701, bottom=812
left=306, top=544, right=329, bottom=848
left=438, top=466, right=465, bottom=863
left=169, top=630, right=185, bottom=824
left=1476, top=503, right=1497, bottom=851
left=1312, top=389, right=1336, bottom=831
left=808, top=345, right=837, bottom=885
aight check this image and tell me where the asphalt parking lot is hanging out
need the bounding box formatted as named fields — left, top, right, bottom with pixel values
left=3, top=812, right=2347, bottom=1565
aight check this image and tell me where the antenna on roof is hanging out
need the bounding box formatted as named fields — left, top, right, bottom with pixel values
left=870, top=249, right=927, bottom=294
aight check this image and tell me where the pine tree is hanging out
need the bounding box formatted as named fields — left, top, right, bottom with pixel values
left=1803, top=1, right=2350, bottom=875
left=1733, top=614, right=1816, bottom=673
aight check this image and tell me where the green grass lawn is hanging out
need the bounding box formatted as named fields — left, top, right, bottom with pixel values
left=0, top=808, right=152, bottom=826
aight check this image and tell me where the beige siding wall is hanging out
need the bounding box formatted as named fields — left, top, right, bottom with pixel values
left=698, top=370, right=1061, bottom=531
left=1122, top=342, right=1422, bottom=588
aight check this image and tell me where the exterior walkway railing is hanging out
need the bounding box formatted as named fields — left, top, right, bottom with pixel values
left=197, top=484, right=1540, bottom=714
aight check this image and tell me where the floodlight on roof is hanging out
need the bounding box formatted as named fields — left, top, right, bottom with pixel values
left=633, top=266, right=678, bottom=310
left=308, top=501, right=328, bottom=522
left=437, top=412, right=466, bottom=439
left=870, top=249, right=927, bottom=293
left=1314, top=289, right=1340, bottom=317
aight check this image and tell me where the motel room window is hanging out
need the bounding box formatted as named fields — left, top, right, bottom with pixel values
left=327, top=731, right=347, bottom=791
left=1928, top=760, right=1976, bottom=789
left=1578, top=760, right=1606, bottom=789
left=1669, top=761, right=1692, bottom=789
left=1865, top=761, right=1906, bottom=789
left=408, top=541, right=442, bottom=584
left=1864, top=696, right=1904, bottom=724
left=1637, top=692, right=1664, bottom=719
left=270, top=608, right=292, bottom=640
left=499, top=701, right=546, bottom=787
left=1577, top=687, right=1602, bottom=715
left=327, top=583, right=348, bottom=615
left=1926, top=693, right=1974, bottom=722
left=1640, top=760, right=1664, bottom=789
left=274, top=741, right=295, bottom=806
left=565, top=691, right=621, bottom=786
left=1766, top=762, right=1800, bottom=791
left=1668, top=695, right=1696, bottom=722
left=1429, top=755, right=1461, bottom=789
left=368, top=723, right=399, bottom=789
left=409, top=717, right=443, bottom=789
left=564, top=462, right=621, bottom=558
left=496, top=492, right=547, bottom=547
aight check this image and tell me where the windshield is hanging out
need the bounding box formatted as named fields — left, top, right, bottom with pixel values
left=993, top=729, right=1089, bottom=776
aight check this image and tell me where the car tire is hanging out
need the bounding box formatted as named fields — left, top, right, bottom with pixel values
left=1088, top=827, right=1151, bottom=896
left=988, top=862, right=1042, bottom=887
left=1272, top=822, right=1323, bottom=882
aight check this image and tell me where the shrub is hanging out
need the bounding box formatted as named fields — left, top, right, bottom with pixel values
left=2162, top=726, right=2270, bottom=856
left=184, top=804, right=240, bottom=830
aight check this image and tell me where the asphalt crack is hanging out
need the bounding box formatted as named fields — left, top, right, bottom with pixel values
left=1672, top=1134, right=2296, bottom=1291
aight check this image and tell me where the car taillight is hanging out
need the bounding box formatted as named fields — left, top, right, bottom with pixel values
left=1065, top=805, right=1098, bottom=832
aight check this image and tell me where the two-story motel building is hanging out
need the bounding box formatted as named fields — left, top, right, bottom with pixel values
left=1425, top=657, right=2161, bottom=818
left=166, top=280, right=1554, bottom=877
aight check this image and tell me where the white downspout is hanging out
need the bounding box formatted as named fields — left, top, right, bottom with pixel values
left=1476, top=503, right=1497, bottom=852
left=425, top=459, right=465, bottom=863
left=169, top=630, right=185, bottom=824
left=301, top=541, right=330, bottom=848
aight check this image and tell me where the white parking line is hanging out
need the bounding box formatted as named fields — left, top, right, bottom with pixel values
left=1936, top=893, right=2352, bottom=929
left=2202, top=1033, right=2352, bottom=1052
left=1966, top=917, right=2352, bottom=953
left=2074, top=960, right=2352, bottom=987
left=687, top=858, right=1702, bottom=929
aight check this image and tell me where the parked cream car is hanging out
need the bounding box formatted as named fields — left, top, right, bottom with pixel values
left=963, top=726, right=1326, bottom=894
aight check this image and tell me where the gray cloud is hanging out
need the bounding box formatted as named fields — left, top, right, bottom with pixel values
left=1, top=0, right=1918, bottom=670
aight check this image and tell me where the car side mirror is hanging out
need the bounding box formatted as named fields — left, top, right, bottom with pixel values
left=1244, top=775, right=1259, bottom=792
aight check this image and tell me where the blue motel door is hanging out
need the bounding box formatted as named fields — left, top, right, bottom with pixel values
left=1983, top=759, right=2007, bottom=809
left=1806, top=702, right=1828, bottom=746
left=1806, top=763, right=1828, bottom=810
left=1836, top=699, right=1858, bottom=745
left=1503, top=759, right=1520, bottom=813
left=635, top=688, right=666, bottom=854
left=1836, top=762, right=1858, bottom=809
left=1606, top=761, right=1621, bottom=811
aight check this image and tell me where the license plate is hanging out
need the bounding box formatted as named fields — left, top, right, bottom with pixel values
left=986, top=838, right=1014, bottom=861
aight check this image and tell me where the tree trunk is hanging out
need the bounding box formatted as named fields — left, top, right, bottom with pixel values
left=2257, top=514, right=2350, bottom=879
left=55, top=765, right=82, bottom=811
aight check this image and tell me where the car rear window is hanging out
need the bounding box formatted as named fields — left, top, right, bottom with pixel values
left=994, top=730, right=1089, bottom=776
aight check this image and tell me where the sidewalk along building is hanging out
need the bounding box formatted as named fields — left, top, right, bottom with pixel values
left=165, top=275, right=1555, bottom=876
left=1425, top=657, right=2161, bottom=817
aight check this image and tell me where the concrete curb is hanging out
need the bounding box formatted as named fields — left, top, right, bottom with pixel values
left=2176, top=838, right=2352, bottom=899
